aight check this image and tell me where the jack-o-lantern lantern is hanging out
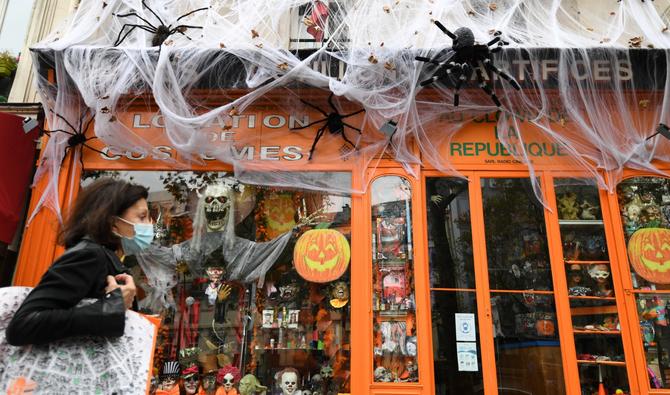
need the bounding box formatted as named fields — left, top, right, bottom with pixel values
left=628, top=228, right=670, bottom=284
left=263, top=192, right=296, bottom=238
left=294, top=229, right=350, bottom=283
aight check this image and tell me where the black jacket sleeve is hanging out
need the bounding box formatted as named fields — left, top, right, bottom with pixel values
left=5, top=246, right=126, bottom=346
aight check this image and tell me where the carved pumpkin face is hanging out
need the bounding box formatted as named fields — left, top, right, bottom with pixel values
left=263, top=193, right=296, bottom=238
left=628, top=228, right=670, bottom=284
left=294, top=229, right=350, bottom=283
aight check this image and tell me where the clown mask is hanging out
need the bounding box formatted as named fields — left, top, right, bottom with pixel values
left=222, top=373, right=236, bottom=392
left=280, top=371, right=299, bottom=395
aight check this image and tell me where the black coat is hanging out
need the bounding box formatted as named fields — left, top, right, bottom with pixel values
left=5, top=238, right=128, bottom=346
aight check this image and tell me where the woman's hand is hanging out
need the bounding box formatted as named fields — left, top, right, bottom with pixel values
left=105, top=274, right=136, bottom=309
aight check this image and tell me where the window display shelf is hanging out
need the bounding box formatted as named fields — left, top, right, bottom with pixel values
left=573, top=330, right=621, bottom=335
left=564, top=260, right=610, bottom=265
left=576, top=360, right=625, bottom=367
left=571, top=305, right=618, bottom=316
left=558, top=220, right=604, bottom=226
left=568, top=296, right=616, bottom=301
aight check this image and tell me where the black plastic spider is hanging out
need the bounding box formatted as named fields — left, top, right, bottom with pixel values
left=415, top=21, right=521, bottom=107
left=290, top=93, right=365, bottom=160
left=113, top=1, right=208, bottom=47
left=43, top=111, right=110, bottom=167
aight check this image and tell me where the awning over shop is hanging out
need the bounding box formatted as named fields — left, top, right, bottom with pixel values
left=0, top=112, right=38, bottom=244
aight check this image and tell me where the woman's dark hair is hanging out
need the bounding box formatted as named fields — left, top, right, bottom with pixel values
left=60, top=178, right=149, bottom=249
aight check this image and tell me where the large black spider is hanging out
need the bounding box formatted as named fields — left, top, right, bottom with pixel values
left=113, top=1, right=208, bottom=47
left=290, top=93, right=365, bottom=160
left=43, top=111, right=110, bottom=167
left=415, top=21, right=521, bottom=107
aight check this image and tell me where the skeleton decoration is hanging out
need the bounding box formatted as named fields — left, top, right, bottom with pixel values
left=217, top=365, right=241, bottom=395
left=238, top=374, right=267, bottom=395
left=203, top=183, right=232, bottom=232
left=278, top=368, right=302, bottom=395
left=134, top=180, right=293, bottom=314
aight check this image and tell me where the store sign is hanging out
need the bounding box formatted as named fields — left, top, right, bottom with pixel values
left=83, top=109, right=359, bottom=167
left=443, top=111, right=575, bottom=167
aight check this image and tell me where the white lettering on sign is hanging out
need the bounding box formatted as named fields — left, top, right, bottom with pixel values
left=133, top=114, right=150, bottom=128
left=263, top=115, right=286, bottom=129
left=99, top=145, right=305, bottom=162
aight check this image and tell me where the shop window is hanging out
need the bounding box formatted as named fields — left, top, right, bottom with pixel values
left=555, top=178, right=629, bottom=394
left=371, top=175, right=419, bottom=383
left=425, top=177, right=483, bottom=393
left=617, top=177, right=670, bottom=389
left=82, top=170, right=352, bottom=395
left=481, top=177, right=565, bottom=395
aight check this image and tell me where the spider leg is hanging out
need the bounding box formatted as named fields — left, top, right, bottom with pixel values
left=169, top=25, right=204, bottom=40
left=486, top=36, right=501, bottom=47
left=434, top=21, right=457, bottom=41
left=475, top=67, right=501, bottom=107
left=114, top=24, right=156, bottom=46
left=342, top=122, right=362, bottom=134
left=174, top=7, right=209, bottom=23
left=308, top=125, right=327, bottom=160
left=289, top=118, right=327, bottom=131
left=83, top=115, right=95, bottom=135
left=298, top=99, right=329, bottom=117
left=327, top=93, right=340, bottom=114
left=141, top=0, right=165, bottom=26
left=484, top=60, right=521, bottom=90
left=52, top=112, right=78, bottom=134
left=452, top=66, right=469, bottom=107
left=342, top=108, right=365, bottom=119
left=46, top=128, right=76, bottom=136
left=340, top=129, right=358, bottom=150
left=115, top=11, right=157, bottom=29
left=82, top=142, right=114, bottom=158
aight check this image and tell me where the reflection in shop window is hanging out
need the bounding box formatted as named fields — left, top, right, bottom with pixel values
left=82, top=171, right=352, bottom=395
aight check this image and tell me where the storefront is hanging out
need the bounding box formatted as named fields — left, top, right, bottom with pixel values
left=8, top=87, right=670, bottom=395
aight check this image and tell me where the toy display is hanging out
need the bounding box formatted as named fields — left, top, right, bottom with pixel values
left=371, top=176, right=419, bottom=383
left=182, top=365, right=200, bottom=395
left=277, top=368, right=301, bottom=395
left=84, top=172, right=353, bottom=395
left=557, top=192, right=580, bottom=220
left=588, top=264, right=613, bottom=297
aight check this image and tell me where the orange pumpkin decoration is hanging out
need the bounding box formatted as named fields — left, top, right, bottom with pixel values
left=263, top=192, right=296, bottom=238
left=294, top=229, right=350, bottom=283
left=628, top=228, right=670, bottom=284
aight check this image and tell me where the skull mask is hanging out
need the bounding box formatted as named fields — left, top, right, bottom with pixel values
left=222, top=373, right=235, bottom=391
left=280, top=370, right=299, bottom=395
left=279, top=283, right=300, bottom=302
left=202, top=373, right=217, bottom=391
left=203, top=183, right=232, bottom=232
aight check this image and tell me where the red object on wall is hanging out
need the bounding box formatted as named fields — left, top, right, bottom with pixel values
left=0, top=112, right=38, bottom=244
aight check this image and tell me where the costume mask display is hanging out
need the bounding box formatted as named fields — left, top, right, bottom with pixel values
left=238, top=374, right=267, bottom=395
left=217, top=365, right=241, bottom=394
left=201, top=371, right=217, bottom=393
left=181, top=365, right=200, bottom=394
left=329, top=281, right=349, bottom=308
left=203, top=183, right=232, bottom=232
left=159, top=361, right=180, bottom=393
left=279, top=369, right=300, bottom=395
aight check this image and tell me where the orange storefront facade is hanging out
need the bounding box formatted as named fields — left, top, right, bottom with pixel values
left=11, top=93, right=670, bottom=395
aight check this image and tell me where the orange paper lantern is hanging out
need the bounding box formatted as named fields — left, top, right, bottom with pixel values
left=294, top=229, right=350, bottom=283
left=628, top=228, right=670, bottom=284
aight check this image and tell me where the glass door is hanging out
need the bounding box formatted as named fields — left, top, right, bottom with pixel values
left=425, top=177, right=484, bottom=394
left=553, top=178, right=630, bottom=394
left=479, top=177, right=566, bottom=395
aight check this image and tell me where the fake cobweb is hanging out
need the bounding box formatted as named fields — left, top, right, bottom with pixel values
left=28, top=0, right=670, bottom=218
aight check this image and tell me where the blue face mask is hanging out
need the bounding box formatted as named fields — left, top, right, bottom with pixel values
left=116, top=217, right=154, bottom=255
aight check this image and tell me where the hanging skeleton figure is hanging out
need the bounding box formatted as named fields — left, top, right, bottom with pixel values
left=415, top=21, right=521, bottom=107
left=133, top=181, right=293, bottom=313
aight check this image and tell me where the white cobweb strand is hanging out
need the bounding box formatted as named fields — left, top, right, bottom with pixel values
left=28, top=0, right=670, bottom=219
